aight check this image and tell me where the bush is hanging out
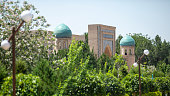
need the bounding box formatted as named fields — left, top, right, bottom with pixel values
left=153, top=70, right=165, bottom=77
left=0, top=62, right=8, bottom=88
left=55, top=70, right=125, bottom=96
left=104, top=72, right=125, bottom=96
left=121, top=74, right=148, bottom=95
left=0, top=73, right=40, bottom=96
left=145, top=78, right=158, bottom=92
left=59, top=72, right=105, bottom=96
left=33, top=59, right=57, bottom=95
left=155, top=77, right=170, bottom=95
left=16, top=58, right=28, bottom=74
left=142, top=91, right=162, bottom=96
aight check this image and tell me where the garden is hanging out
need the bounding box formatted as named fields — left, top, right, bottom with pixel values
left=0, top=0, right=170, bottom=96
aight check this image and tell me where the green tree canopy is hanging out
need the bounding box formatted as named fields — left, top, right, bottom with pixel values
left=0, top=0, right=52, bottom=71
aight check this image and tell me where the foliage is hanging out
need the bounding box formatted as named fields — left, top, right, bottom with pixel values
left=145, top=78, right=158, bottom=92
left=129, top=65, right=154, bottom=77
left=152, top=70, right=165, bottom=77
left=121, top=74, right=148, bottom=95
left=113, top=54, right=127, bottom=70
left=116, top=35, right=123, bottom=54
left=55, top=58, right=106, bottom=96
left=55, top=62, right=125, bottom=96
left=157, top=61, right=170, bottom=76
left=155, top=77, right=170, bottom=94
left=116, top=33, right=170, bottom=67
left=153, top=35, right=170, bottom=66
left=129, top=33, right=154, bottom=65
left=1, top=1, right=169, bottom=94
left=0, top=73, right=40, bottom=96
left=118, top=64, right=128, bottom=80
left=129, top=66, right=139, bottom=75
left=33, top=59, right=57, bottom=95
left=0, top=61, right=8, bottom=88
left=16, top=58, right=28, bottom=74
left=142, top=91, right=162, bottom=96
left=97, top=53, right=127, bottom=74
left=55, top=49, right=69, bottom=60
left=97, top=54, right=112, bottom=72
left=0, top=0, right=51, bottom=71
left=53, top=40, right=126, bottom=96
left=84, top=32, right=88, bottom=44
left=80, top=40, right=97, bottom=69
left=103, top=72, right=125, bottom=96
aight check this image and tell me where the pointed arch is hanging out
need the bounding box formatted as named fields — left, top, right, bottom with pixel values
left=104, top=45, right=112, bottom=57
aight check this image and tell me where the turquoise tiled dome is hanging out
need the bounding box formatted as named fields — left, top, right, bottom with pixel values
left=120, top=35, right=135, bottom=46
left=53, top=24, right=72, bottom=38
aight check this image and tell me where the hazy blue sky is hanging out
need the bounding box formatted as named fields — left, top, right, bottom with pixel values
left=27, top=0, right=170, bottom=41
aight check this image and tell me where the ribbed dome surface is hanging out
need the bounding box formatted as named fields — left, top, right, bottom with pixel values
left=53, top=24, right=72, bottom=38
left=120, top=35, right=135, bottom=46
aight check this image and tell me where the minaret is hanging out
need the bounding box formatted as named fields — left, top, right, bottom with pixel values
left=120, top=35, right=135, bottom=71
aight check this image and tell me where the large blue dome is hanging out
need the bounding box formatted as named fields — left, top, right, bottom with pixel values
left=120, top=35, right=135, bottom=46
left=53, top=24, right=72, bottom=38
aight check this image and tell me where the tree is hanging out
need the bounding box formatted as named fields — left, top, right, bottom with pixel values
left=16, top=58, right=28, bottom=74
left=145, top=78, right=158, bottom=92
left=84, top=32, right=88, bottom=44
left=157, top=61, right=170, bottom=77
left=155, top=77, right=170, bottom=96
left=97, top=53, right=111, bottom=72
left=56, top=49, right=69, bottom=60
left=1, top=73, right=41, bottom=96
left=160, top=40, right=170, bottom=63
left=153, top=35, right=162, bottom=66
left=121, top=74, right=148, bottom=95
left=0, top=61, right=8, bottom=89
left=116, top=35, right=123, bottom=54
left=0, top=0, right=51, bottom=71
left=116, top=33, right=170, bottom=67
left=130, top=33, right=154, bottom=65
left=33, top=59, right=57, bottom=95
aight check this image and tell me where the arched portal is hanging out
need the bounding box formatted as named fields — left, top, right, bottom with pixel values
left=104, top=45, right=112, bottom=57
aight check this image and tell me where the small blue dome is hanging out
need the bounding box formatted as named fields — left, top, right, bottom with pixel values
left=120, top=35, right=135, bottom=46
left=53, top=24, right=72, bottom=38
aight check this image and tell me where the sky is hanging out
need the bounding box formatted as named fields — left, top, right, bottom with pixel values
left=27, top=0, right=170, bottom=41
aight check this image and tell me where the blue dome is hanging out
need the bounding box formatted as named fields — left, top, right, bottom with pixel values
left=120, top=35, right=135, bottom=46
left=53, top=24, right=72, bottom=38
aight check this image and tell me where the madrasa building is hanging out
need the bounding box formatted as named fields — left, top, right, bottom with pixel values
left=52, top=23, right=135, bottom=70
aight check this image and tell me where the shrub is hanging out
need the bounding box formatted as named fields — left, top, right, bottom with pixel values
left=121, top=74, right=148, bottom=95
left=55, top=70, right=125, bottom=96
left=155, top=77, right=170, bottom=95
left=33, top=59, right=57, bottom=95
left=0, top=62, right=8, bottom=88
left=153, top=70, right=165, bottom=77
left=104, top=72, right=125, bottom=96
left=1, top=73, right=40, bottom=96
left=16, top=58, right=28, bottom=74
left=142, top=91, right=162, bottom=96
left=145, top=78, right=158, bottom=92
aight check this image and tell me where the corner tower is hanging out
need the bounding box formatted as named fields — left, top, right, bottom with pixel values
left=120, top=35, right=135, bottom=71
